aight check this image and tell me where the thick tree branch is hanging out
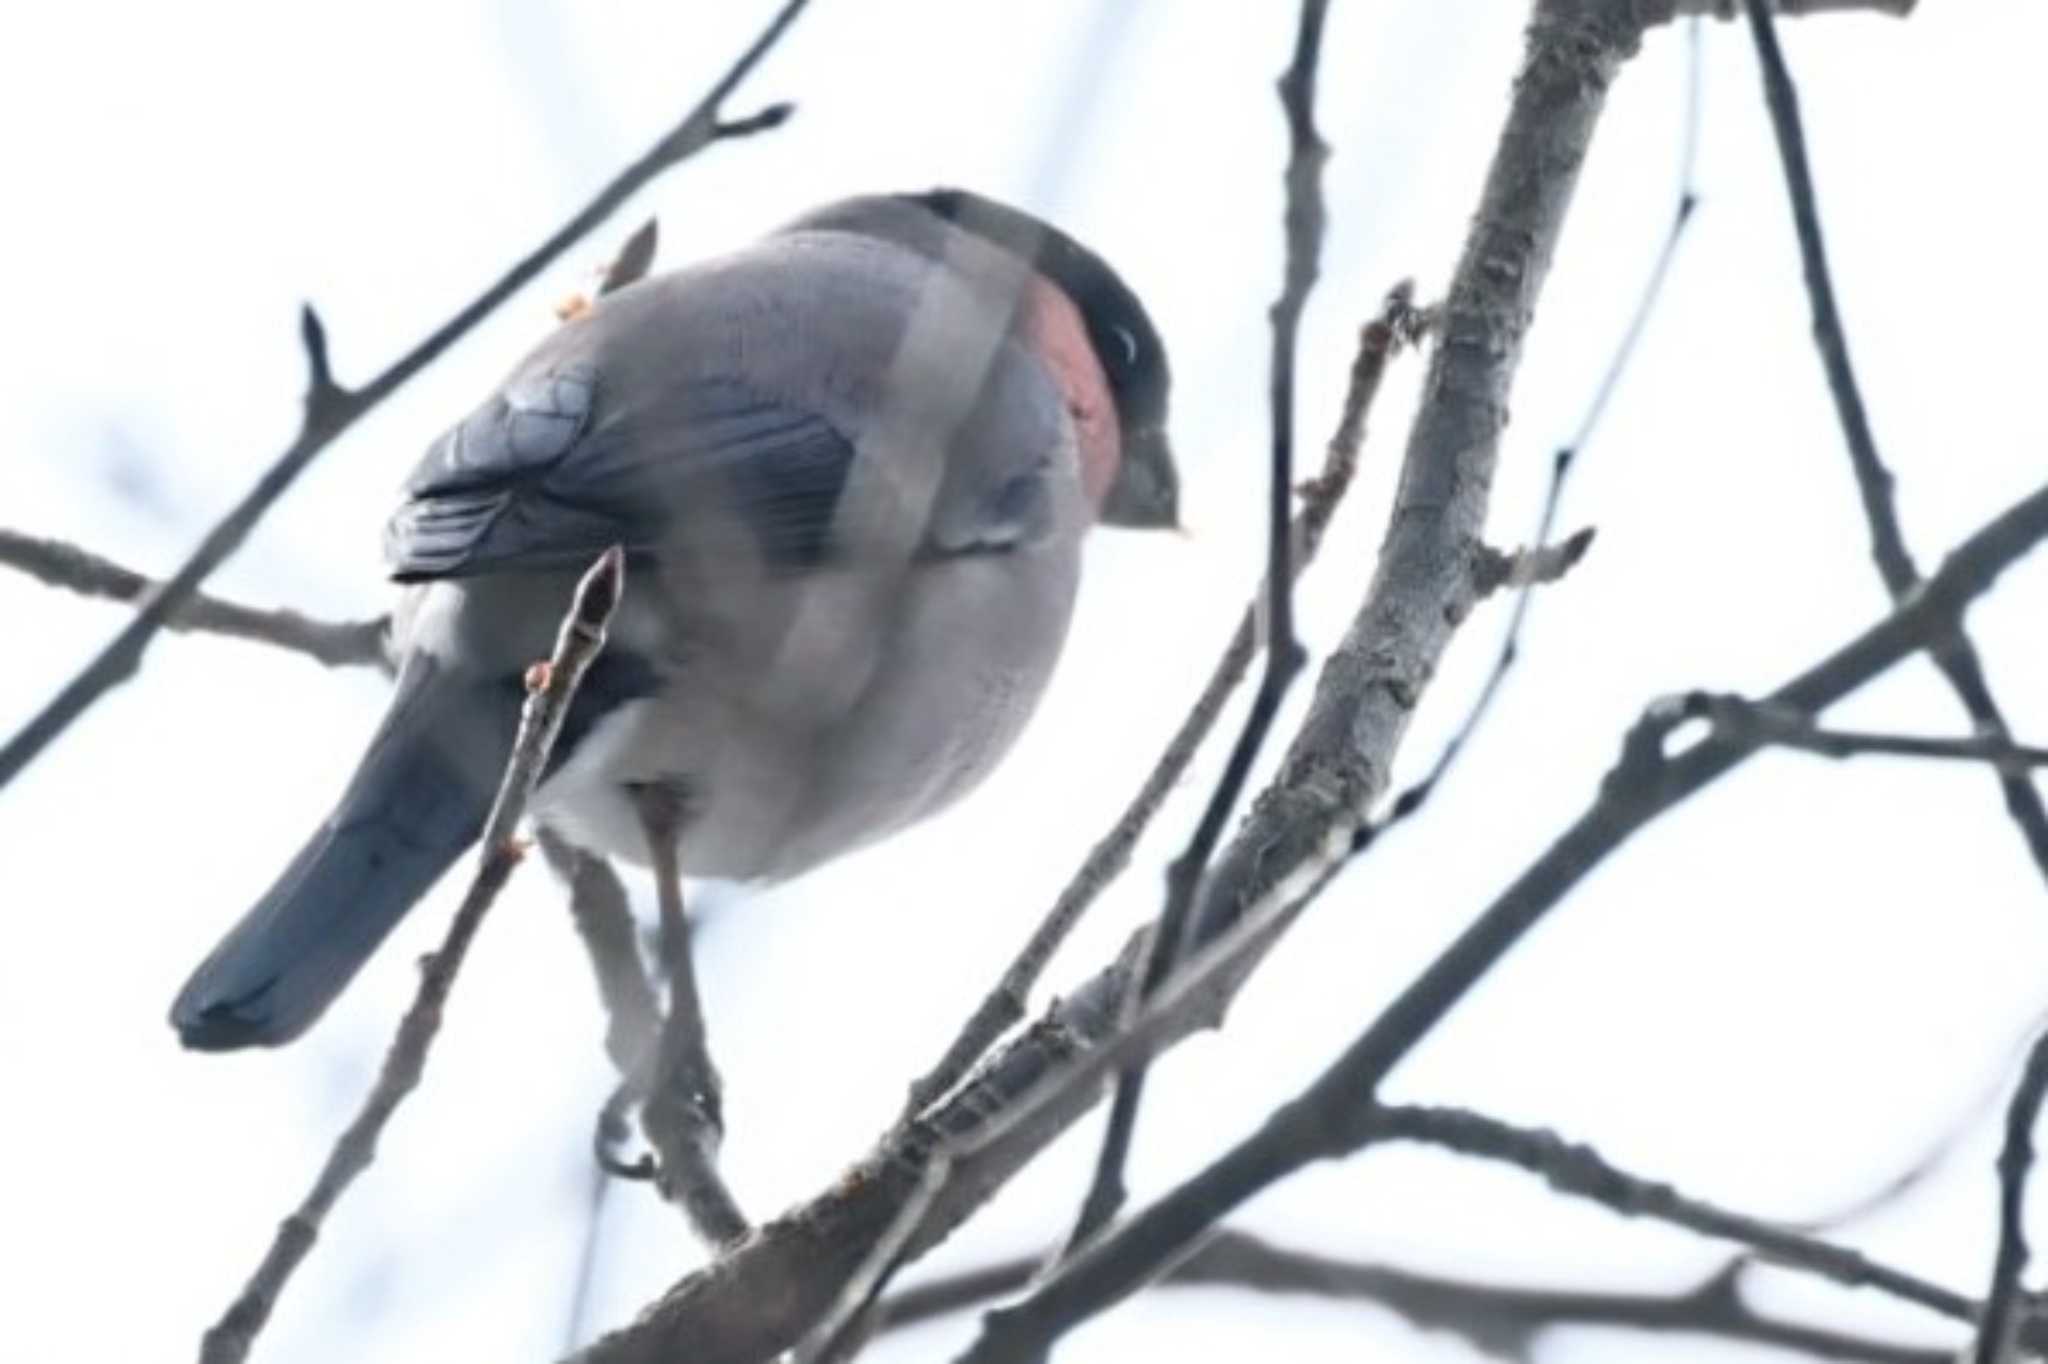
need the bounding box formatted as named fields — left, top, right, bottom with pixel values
left=0, top=0, right=810, bottom=793
left=199, top=548, right=623, bottom=1364
left=0, top=529, right=389, bottom=672
left=1182, top=0, right=1643, bottom=971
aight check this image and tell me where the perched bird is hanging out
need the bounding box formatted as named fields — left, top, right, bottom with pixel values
left=171, top=189, right=1178, bottom=1050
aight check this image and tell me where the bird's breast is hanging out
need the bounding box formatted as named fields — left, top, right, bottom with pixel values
left=532, top=536, right=1081, bottom=881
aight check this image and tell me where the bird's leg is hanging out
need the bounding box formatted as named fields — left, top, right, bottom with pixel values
left=629, top=779, right=749, bottom=1245
left=534, top=825, right=661, bottom=1181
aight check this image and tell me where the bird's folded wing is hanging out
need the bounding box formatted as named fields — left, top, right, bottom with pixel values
left=384, top=366, right=857, bottom=581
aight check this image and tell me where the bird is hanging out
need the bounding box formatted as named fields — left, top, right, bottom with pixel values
left=170, top=188, right=1179, bottom=1050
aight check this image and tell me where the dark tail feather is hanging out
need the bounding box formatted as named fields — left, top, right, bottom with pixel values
left=170, top=655, right=518, bottom=1050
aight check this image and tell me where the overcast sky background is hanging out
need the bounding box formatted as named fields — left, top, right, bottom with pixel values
left=4, top=2, right=2046, bottom=1361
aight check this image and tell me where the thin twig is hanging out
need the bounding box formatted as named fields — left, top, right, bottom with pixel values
left=1686, top=692, right=2048, bottom=771
left=1975, top=1030, right=2048, bottom=1363
left=962, top=472, right=2048, bottom=1360
left=1066, top=0, right=1332, bottom=1255
left=0, top=529, right=389, bottom=672
left=884, top=1232, right=1957, bottom=1363
left=1742, top=0, right=2048, bottom=884
left=1742, top=0, right=1910, bottom=591
left=632, top=782, right=748, bottom=1246
left=560, top=1168, right=615, bottom=1357
left=897, top=284, right=1421, bottom=1127
left=1370, top=1105, right=1979, bottom=1326
left=199, top=547, right=624, bottom=1364
left=0, top=0, right=811, bottom=793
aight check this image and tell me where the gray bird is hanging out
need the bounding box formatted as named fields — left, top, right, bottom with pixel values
left=171, top=188, right=1178, bottom=1050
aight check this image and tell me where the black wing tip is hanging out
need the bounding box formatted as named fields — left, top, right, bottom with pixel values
left=170, top=996, right=301, bottom=1052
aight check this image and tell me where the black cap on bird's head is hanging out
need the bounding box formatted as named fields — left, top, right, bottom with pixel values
left=787, top=189, right=1179, bottom=531
left=898, top=188, right=1178, bottom=532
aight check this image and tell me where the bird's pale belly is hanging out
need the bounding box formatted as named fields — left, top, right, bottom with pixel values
left=532, top=551, right=1076, bottom=880
left=532, top=659, right=1041, bottom=880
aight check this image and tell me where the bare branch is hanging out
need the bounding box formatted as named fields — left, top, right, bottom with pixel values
left=1741, top=0, right=2048, bottom=890
left=899, top=283, right=1422, bottom=1127
left=1975, top=1030, right=2048, bottom=1363
left=1371, top=1105, right=1978, bottom=1328
left=883, top=1234, right=1956, bottom=1363
left=1065, top=0, right=1334, bottom=1252
left=1320, top=7, right=1697, bottom=875
left=1686, top=692, right=2048, bottom=772
left=0, top=0, right=811, bottom=793
left=199, top=547, right=624, bottom=1364
left=0, top=529, right=389, bottom=672
left=962, top=472, right=2048, bottom=1358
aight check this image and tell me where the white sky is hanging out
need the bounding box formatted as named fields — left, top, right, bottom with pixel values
left=4, top=2, right=2046, bottom=1361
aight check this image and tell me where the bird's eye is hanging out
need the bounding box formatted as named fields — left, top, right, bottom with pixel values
left=1111, top=326, right=1139, bottom=366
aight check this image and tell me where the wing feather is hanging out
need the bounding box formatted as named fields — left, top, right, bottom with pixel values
left=384, top=368, right=856, bottom=581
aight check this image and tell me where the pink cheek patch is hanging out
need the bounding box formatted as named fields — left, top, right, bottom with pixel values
left=1026, top=279, right=1123, bottom=516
